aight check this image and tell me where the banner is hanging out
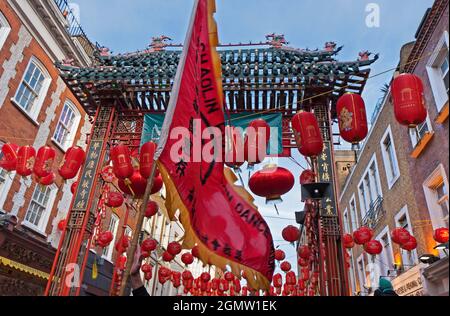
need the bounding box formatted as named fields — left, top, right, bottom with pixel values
left=154, top=0, right=275, bottom=290
left=142, top=112, right=284, bottom=156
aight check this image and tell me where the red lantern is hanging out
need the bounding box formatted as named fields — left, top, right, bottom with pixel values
left=145, top=201, right=159, bottom=218
left=140, top=142, right=157, bottom=178
left=159, top=267, right=171, bottom=284
left=353, top=227, right=373, bottom=245
left=291, top=111, right=324, bottom=157
left=225, top=126, right=245, bottom=170
left=343, top=233, right=355, bottom=249
left=401, top=236, right=418, bottom=251
left=273, top=273, right=283, bottom=288
left=57, top=220, right=66, bottom=231
left=181, top=253, right=194, bottom=266
left=16, top=146, right=36, bottom=177
left=282, top=225, right=300, bottom=243
left=152, top=173, right=163, bottom=194
left=392, top=74, right=427, bottom=128
left=111, top=145, right=134, bottom=180
left=224, top=272, right=235, bottom=282
left=70, top=181, right=78, bottom=194
left=298, top=257, right=309, bottom=267
left=249, top=165, right=295, bottom=204
left=141, top=238, right=157, bottom=253
left=245, top=119, right=271, bottom=167
left=0, top=143, right=19, bottom=172
left=34, top=146, right=56, bottom=179
left=167, top=242, right=182, bottom=256
left=162, top=251, right=174, bottom=262
left=336, top=93, right=368, bottom=145
left=182, top=270, right=193, bottom=281
left=201, top=272, right=211, bottom=283
left=364, top=240, right=383, bottom=255
left=98, top=231, right=114, bottom=248
left=298, top=245, right=311, bottom=260
left=106, top=192, right=124, bottom=208
left=117, top=255, right=127, bottom=270
left=191, top=245, right=200, bottom=259
left=38, top=172, right=56, bottom=186
left=286, top=271, right=297, bottom=286
left=280, top=261, right=291, bottom=272
left=301, top=268, right=310, bottom=281
left=141, top=263, right=153, bottom=274
left=274, top=249, right=286, bottom=261
left=58, top=146, right=86, bottom=180
left=115, top=236, right=130, bottom=254
left=144, top=271, right=153, bottom=281
left=391, top=228, right=411, bottom=245
left=300, top=170, right=316, bottom=185
left=434, top=228, right=449, bottom=244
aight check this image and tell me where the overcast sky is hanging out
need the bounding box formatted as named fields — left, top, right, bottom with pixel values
left=71, top=0, right=434, bottom=275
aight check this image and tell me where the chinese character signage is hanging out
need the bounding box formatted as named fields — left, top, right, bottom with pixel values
left=317, top=141, right=338, bottom=217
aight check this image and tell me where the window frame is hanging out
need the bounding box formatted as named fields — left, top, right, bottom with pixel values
left=0, top=11, right=11, bottom=51
left=426, top=31, right=450, bottom=113
left=52, top=100, right=81, bottom=152
left=357, top=154, right=383, bottom=218
left=12, top=57, right=52, bottom=122
left=349, top=194, right=360, bottom=231
left=103, top=213, right=120, bottom=261
left=343, top=208, right=351, bottom=234
left=409, top=113, right=433, bottom=149
left=375, top=226, right=395, bottom=278
left=394, top=206, right=418, bottom=270
left=380, top=125, right=400, bottom=189
left=423, top=164, right=449, bottom=230
left=356, top=254, right=367, bottom=296
left=22, top=183, right=58, bottom=235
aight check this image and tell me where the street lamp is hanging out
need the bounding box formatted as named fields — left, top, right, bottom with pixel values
left=434, top=243, right=449, bottom=251
left=419, top=254, right=440, bottom=264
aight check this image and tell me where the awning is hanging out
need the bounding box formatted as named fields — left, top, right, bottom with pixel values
left=0, top=256, right=50, bottom=280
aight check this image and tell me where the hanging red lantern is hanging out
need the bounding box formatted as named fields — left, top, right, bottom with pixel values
left=162, top=251, right=174, bottom=262
left=70, top=181, right=78, bottom=194
left=98, top=231, right=114, bottom=248
left=353, top=227, right=373, bottom=245
left=282, top=225, right=300, bottom=243
left=182, top=270, right=193, bottom=281
left=245, top=119, right=271, bottom=167
left=336, top=93, right=368, bottom=146
left=57, top=220, right=66, bottom=231
left=274, top=249, right=286, bottom=261
left=191, top=245, right=200, bottom=259
left=118, top=169, right=146, bottom=197
left=343, top=233, right=355, bottom=249
left=298, top=245, right=311, bottom=260
left=117, top=255, right=127, bottom=270
left=0, top=143, right=19, bottom=172
left=434, top=228, right=449, bottom=244
left=300, top=170, right=316, bottom=185
left=16, top=146, right=36, bottom=177
left=181, top=252, right=194, bottom=266
left=391, top=228, right=411, bottom=245
left=167, top=242, right=182, bottom=256
left=286, top=271, right=297, bottom=286
left=158, top=267, right=172, bottom=284
left=111, top=145, right=134, bottom=180
left=225, top=126, right=245, bottom=170
left=145, top=201, right=159, bottom=218
left=141, top=238, right=157, bottom=253
left=141, top=263, right=153, bottom=274
left=115, top=235, right=130, bottom=254
left=364, top=240, right=383, bottom=255
left=224, top=272, right=235, bottom=282
left=38, top=172, right=56, bottom=186
left=58, top=146, right=86, bottom=180
left=139, top=142, right=157, bottom=178
left=401, top=236, right=418, bottom=251
left=280, top=261, right=291, bottom=272
left=291, top=111, right=324, bottom=158
left=249, top=164, right=295, bottom=204
left=273, top=273, right=283, bottom=288
left=144, top=271, right=153, bottom=281
left=34, top=146, right=56, bottom=179
left=301, top=268, right=310, bottom=281
left=201, top=272, right=211, bottom=283
left=298, top=257, right=309, bottom=267
left=391, top=73, right=427, bottom=128
left=106, top=192, right=124, bottom=208
left=219, top=278, right=229, bottom=292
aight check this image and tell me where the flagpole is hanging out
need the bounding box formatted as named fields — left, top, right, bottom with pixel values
left=118, top=162, right=158, bottom=296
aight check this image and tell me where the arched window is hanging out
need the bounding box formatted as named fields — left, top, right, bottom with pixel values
left=13, top=57, right=51, bottom=121
left=52, top=100, right=81, bottom=151
left=0, top=11, right=11, bottom=50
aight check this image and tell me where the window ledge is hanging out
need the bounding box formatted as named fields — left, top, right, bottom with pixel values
left=20, top=220, right=48, bottom=238
left=411, top=131, right=435, bottom=159
left=51, top=138, right=68, bottom=153
left=435, top=101, right=449, bottom=124
left=10, top=98, right=40, bottom=127
left=387, top=174, right=401, bottom=190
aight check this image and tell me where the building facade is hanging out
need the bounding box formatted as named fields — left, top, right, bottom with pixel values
left=338, top=0, right=449, bottom=297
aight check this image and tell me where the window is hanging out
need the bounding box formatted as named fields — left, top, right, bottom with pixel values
left=380, top=126, right=400, bottom=188
left=426, top=31, right=449, bottom=112
left=0, top=142, right=15, bottom=211
left=376, top=227, right=394, bottom=278
left=356, top=255, right=367, bottom=296
left=125, top=226, right=133, bottom=238
left=0, top=11, right=11, bottom=50
left=348, top=251, right=358, bottom=295
left=343, top=209, right=351, bottom=233
left=52, top=101, right=81, bottom=151
left=358, top=155, right=382, bottom=217
left=423, top=165, right=449, bottom=229
left=395, top=206, right=417, bottom=270
left=103, top=214, right=119, bottom=260
left=409, top=114, right=433, bottom=148
left=23, top=184, right=57, bottom=234
left=349, top=195, right=359, bottom=230
left=13, top=58, right=51, bottom=121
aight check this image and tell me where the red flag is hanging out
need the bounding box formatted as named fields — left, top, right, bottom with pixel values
left=155, top=0, right=275, bottom=290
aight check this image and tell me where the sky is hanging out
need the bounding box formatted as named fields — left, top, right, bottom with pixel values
left=71, top=0, right=434, bottom=275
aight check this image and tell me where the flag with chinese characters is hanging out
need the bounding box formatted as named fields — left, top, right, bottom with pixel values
left=154, top=0, right=275, bottom=290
